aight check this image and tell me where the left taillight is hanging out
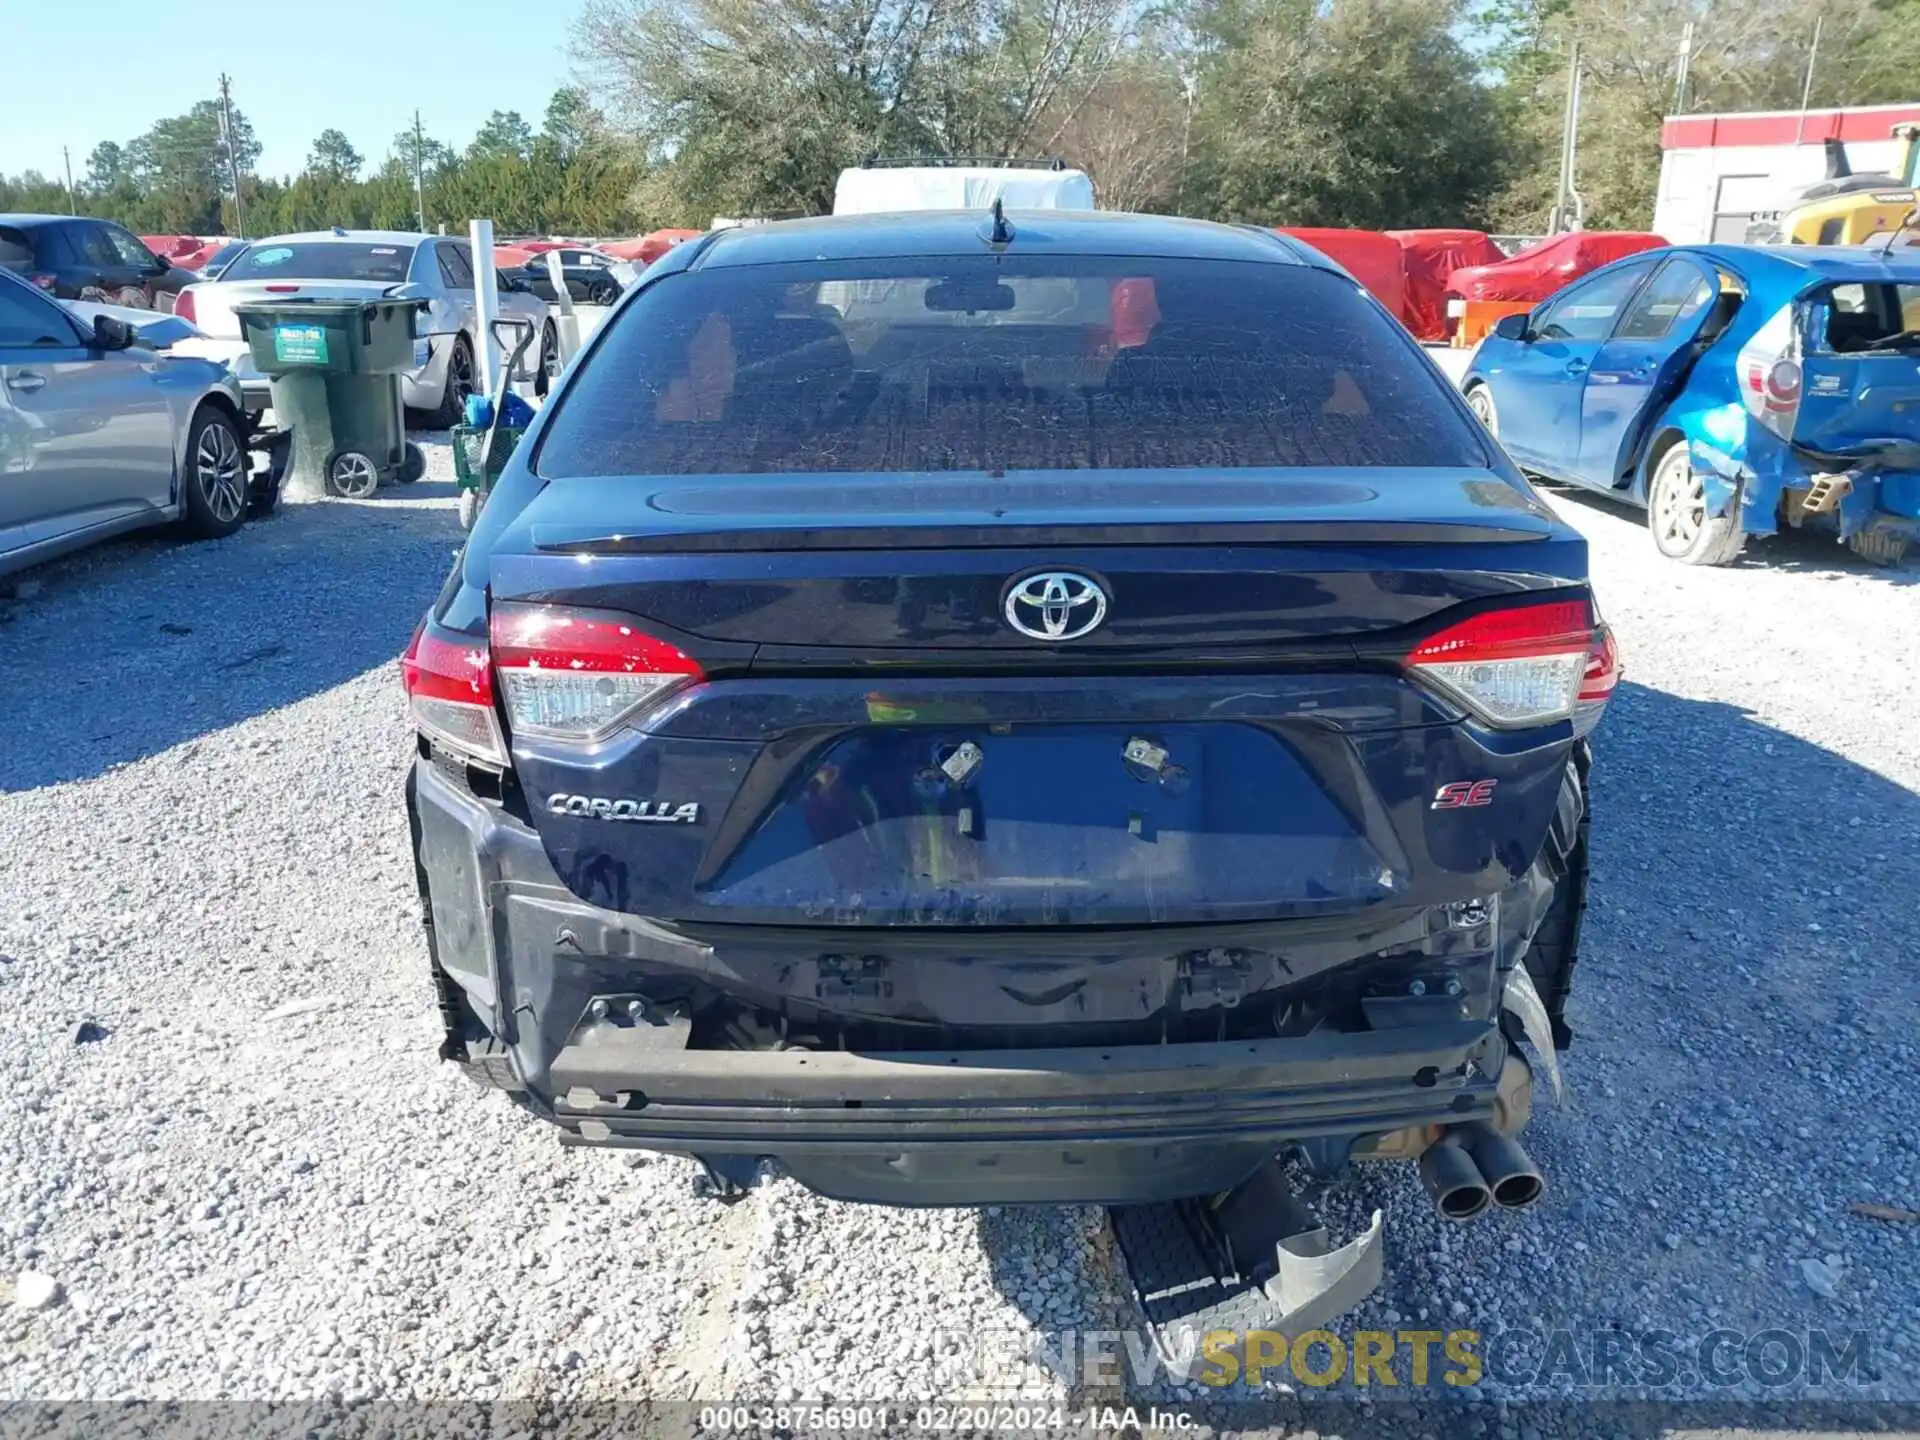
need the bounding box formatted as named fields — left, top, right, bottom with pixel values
left=489, top=602, right=704, bottom=742
left=1406, top=598, right=1598, bottom=729
left=401, top=618, right=508, bottom=766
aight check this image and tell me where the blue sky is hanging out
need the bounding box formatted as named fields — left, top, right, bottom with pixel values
left=2, top=0, right=587, bottom=180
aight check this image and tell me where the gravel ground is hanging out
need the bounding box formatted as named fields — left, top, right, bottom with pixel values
left=2, top=441, right=1918, bottom=1429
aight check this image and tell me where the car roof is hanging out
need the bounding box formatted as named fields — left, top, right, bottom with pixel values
left=684, top=210, right=1307, bottom=270
left=0, top=214, right=81, bottom=229
left=1683, top=242, right=1920, bottom=281
left=246, top=230, right=426, bottom=247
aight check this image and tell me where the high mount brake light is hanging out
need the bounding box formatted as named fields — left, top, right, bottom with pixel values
left=401, top=619, right=508, bottom=765
left=1406, top=600, right=1597, bottom=728
left=490, top=603, right=704, bottom=741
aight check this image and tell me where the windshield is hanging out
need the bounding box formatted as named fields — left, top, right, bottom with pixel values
left=221, top=241, right=415, bottom=284
left=539, top=256, right=1484, bottom=477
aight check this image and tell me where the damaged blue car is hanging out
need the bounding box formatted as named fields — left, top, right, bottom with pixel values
left=1464, top=243, right=1920, bottom=566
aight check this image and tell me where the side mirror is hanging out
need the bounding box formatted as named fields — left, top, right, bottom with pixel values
left=1492, top=313, right=1530, bottom=342
left=92, top=314, right=137, bottom=351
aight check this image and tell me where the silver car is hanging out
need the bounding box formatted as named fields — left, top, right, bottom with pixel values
left=0, top=268, right=283, bottom=579
left=172, top=230, right=555, bottom=427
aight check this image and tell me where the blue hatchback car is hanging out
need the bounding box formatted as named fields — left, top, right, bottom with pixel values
left=401, top=211, right=1616, bottom=1321
left=1464, top=243, right=1920, bottom=566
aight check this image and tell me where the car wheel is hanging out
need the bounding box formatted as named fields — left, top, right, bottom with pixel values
left=458, top=487, right=482, bottom=532
left=1464, top=383, right=1498, bottom=438
left=588, top=279, right=616, bottom=305
left=326, top=450, right=381, bottom=499
left=428, top=334, right=476, bottom=430
left=397, top=442, right=427, bottom=484
left=1647, top=439, right=1745, bottom=566
left=180, top=405, right=248, bottom=539
left=535, top=320, right=559, bottom=398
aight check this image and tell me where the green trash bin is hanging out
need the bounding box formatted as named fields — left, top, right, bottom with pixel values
left=234, top=299, right=428, bottom=498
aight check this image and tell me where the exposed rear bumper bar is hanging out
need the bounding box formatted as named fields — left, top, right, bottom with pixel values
left=545, top=1021, right=1502, bottom=1205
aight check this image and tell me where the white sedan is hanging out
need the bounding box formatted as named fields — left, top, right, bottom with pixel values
left=171, top=230, right=554, bottom=427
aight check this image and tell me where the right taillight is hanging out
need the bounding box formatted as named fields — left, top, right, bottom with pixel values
left=174, top=288, right=197, bottom=325
left=489, top=603, right=704, bottom=742
left=401, top=617, right=508, bottom=765
left=1406, top=599, right=1597, bottom=728
left=1574, top=622, right=1620, bottom=737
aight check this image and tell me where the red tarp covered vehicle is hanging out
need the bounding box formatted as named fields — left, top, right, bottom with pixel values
left=1389, top=229, right=1506, bottom=340
left=1277, top=228, right=1408, bottom=323
left=600, top=229, right=704, bottom=266
left=1448, top=231, right=1668, bottom=305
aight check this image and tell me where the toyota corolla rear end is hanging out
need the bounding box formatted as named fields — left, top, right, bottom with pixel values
left=404, top=215, right=1616, bottom=1208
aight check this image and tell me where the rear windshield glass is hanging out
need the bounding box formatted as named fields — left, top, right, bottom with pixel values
left=1820, top=280, right=1920, bottom=352
left=221, top=242, right=414, bottom=284
left=538, top=256, right=1484, bottom=476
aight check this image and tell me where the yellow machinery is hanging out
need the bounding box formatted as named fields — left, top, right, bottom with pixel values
left=1773, top=124, right=1920, bottom=245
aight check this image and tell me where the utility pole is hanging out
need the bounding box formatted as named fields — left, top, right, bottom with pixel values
left=1794, top=16, right=1824, bottom=146
left=61, top=147, right=76, bottom=215
left=414, top=111, right=428, bottom=234
left=218, top=73, right=247, bottom=237
left=1674, top=21, right=1695, bottom=115
left=1549, top=44, right=1585, bottom=234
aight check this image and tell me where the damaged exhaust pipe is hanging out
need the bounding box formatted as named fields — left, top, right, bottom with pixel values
left=1418, top=1135, right=1492, bottom=1222
left=1417, top=1124, right=1545, bottom=1220
left=1456, top=1122, right=1545, bottom=1210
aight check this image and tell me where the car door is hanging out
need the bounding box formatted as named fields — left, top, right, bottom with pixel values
left=1488, top=260, right=1660, bottom=478
left=1576, top=256, right=1721, bottom=488
left=0, top=278, right=176, bottom=549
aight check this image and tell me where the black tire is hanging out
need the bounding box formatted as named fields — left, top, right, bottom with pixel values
left=179, top=405, right=249, bottom=539
left=535, top=320, right=558, bottom=399
left=588, top=279, right=616, bottom=305
left=1520, top=745, right=1590, bottom=1051
left=1647, top=438, right=1745, bottom=565
left=324, top=450, right=381, bottom=499
left=427, top=333, right=476, bottom=430
left=396, top=442, right=427, bottom=484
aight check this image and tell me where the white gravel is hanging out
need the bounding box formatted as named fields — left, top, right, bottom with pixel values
left=2, top=441, right=1917, bottom=1415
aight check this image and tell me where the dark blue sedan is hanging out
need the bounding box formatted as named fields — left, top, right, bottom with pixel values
left=398, top=209, right=1616, bottom=1348
left=1464, top=243, right=1920, bottom=566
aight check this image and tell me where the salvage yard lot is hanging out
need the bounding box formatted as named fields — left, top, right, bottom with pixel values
left=2, top=439, right=1919, bottom=1418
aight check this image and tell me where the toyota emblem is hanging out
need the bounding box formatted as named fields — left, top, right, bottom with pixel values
left=1004, top=571, right=1109, bottom=641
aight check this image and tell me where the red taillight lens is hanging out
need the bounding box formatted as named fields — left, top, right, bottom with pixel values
left=490, top=603, right=704, bottom=741
left=174, top=288, right=197, bottom=325
left=1574, top=623, right=1620, bottom=737
left=401, top=618, right=507, bottom=765
left=1407, top=599, right=1595, bottom=728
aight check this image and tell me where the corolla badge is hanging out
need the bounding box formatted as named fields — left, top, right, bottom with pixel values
left=1004, top=571, right=1108, bottom=641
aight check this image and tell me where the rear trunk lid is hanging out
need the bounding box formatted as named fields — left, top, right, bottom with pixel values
left=487, top=470, right=1589, bottom=929
left=185, top=280, right=404, bottom=341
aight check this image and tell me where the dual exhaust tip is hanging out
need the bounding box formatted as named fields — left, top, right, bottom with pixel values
left=1418, top=1122, right=1544, bottom=1222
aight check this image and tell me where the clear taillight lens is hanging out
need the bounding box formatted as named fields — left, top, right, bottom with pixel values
left=401, top=618, right=508, bottom=765
left=490, top=603, right=703, bottom=741
left=1407, top=599, right=1596, bottom=728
